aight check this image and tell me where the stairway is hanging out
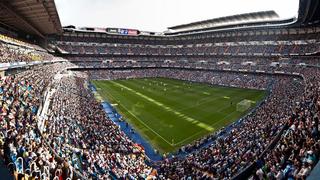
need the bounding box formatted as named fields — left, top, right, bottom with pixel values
left=0, top=158, right=14, bottom=180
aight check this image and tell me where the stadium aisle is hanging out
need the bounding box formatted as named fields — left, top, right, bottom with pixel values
left=0, top=158, right=13, bottom=180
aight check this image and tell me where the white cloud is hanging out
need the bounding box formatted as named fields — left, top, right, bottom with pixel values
left=55, top=0, right=299, bottom=32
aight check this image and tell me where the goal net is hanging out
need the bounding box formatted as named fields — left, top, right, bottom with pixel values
left=236, top=99, right=252, bottom=112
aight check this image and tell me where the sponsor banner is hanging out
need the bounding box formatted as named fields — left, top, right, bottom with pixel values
left=119, top=28, right=128, bottom=35
left=95, top=27, right=106, bottom=32
left=107, top=28, right=138, bottom=36
left=128, top=29, right=138, bottom=35
left=107, top=28, right=118, bottom=34
left=140, top=31, right=151, bottom=35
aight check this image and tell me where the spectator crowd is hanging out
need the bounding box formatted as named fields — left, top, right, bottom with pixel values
left=43, top=71, right=156, bottom=179
left=0, top=29, right=320, bottom=180
left=86, top=68, right=309, bottom=179
left=0, top=62, right=78, bottom=180
left=1, top=53, right=320, bottom=179
left=0, top=36, right=53, bottom=63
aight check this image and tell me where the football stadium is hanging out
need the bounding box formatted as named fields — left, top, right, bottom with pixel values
left=0, top=0, right=320, bottom=179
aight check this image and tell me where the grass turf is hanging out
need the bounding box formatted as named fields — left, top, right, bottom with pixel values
left=92, top=78, right=266, bottom=153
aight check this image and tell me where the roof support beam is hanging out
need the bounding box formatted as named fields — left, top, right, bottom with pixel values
left=0, top=21, right=19, bottom=31
left=0, top=1, right=45, bottom=38
left=307, top=0, right=319, bottom=23
left=39, top=0, right=62, bottom=34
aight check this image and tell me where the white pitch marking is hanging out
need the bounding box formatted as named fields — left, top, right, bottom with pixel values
left=96, top=86, right=175, bottom=146
left=111, top=81, right=214, bottom=132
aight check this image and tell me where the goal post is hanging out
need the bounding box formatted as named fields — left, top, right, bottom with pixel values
left=236, top=99, right=252, bottom=112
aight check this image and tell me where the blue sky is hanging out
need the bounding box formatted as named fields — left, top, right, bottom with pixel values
left=55, top=0, right=299, bottom=32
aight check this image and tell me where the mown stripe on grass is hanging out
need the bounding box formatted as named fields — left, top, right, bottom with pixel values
left=115, top=98, right=175, bottom=146
left=92, top=85, right=175, bottom=147
left=111, top=81, right=214, bottom=132
left=174, top=110, right=238, bottom=145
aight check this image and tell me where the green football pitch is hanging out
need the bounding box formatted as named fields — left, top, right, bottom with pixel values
left=92, top=78, right=266, bottom=153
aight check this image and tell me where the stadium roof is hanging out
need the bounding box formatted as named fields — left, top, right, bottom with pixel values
left=167, top=11, right=281, bottom=32
left=297, top=0, right=320, bottom=26
left=0, top=0, right=62, bottom=38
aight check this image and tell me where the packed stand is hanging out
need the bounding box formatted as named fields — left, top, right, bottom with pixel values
left=0, top=62, right=80, bottom=180
left=0, top=37, right=54, bottom=63
left=44, top=72, right=156, bottom=179
left=254, top=66, right=320, bottom=179
left=85, top=67, right=305, bottom=179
